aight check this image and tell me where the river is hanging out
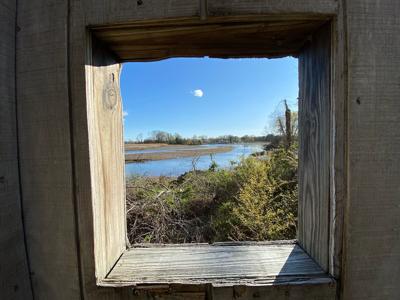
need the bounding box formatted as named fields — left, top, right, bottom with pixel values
left=125, top=143, right=264, bottom=177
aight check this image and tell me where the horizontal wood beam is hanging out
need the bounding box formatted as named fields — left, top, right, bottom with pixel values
left=92, top=17, right=329, bottom=61
left=84, top=0, right=338, bottom=26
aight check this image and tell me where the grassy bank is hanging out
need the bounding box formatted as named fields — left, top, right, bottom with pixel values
left=125, top=146, right=233, bottom=163
left=126, top=145, right=298, bottom=244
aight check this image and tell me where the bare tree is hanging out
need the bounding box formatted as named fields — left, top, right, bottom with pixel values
left=284, top=100, right=291, bottom=149
left=265, top=99, right=298, bottom=150
left=136, top=133, right=143, bottom=143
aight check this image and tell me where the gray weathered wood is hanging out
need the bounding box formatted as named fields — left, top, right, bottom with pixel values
left=65, top=2, right=339, bottom=298
left=16, top=0, right=81, bottom=299
left=329, top=2, right=346, bottom=279
left=84, top=0, right=200, bottom=27
left=0, top=1, right=32, bottom=299
left=14, top=1, right=400, bottom=299
left=13, top=1, right=339, bottom=298
left=298, top=24, right=331, bottom=272
left=103, top=243, right=334, bottom=287
left=83, top=0, right=338, bottom=27
left=341, top=1, right=400, bottom=299
left=207, top=0, right=338, bottom=16
left=211, top=284, right=336, bottom=300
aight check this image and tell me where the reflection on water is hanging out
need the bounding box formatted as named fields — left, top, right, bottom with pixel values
left=125, top=144, right=263, bottom=177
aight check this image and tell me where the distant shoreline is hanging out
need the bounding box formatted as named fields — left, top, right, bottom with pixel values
left=125, top=145, right=234, bottom=163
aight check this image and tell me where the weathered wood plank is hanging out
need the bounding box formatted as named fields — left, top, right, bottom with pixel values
left=87, top=39, right=126, bottom=280
left=0, top=1, right=33, bottom=299
left=341, top=1, right=400, bottom=299
left=92, top=18, right=328, bottom=61
left=329, top=1, right=346, bottom=279
left=207, top=0, right=338, bottom=16
left=83, top=0, right=337, bottom=26
left=84, top=0, right=200, bottom=27
left=16, top=0, right=81, bottom=299
left=103, top=243, right=334, bottom=287
left=130, top=281, right=336, bottom=300
left=298, top=24, right=331, bottom=272
left=18, top=1, right=341, bottom=299
left=69, top=1, right=138, bottom=299
left=212, top=284, right=336, bottom=300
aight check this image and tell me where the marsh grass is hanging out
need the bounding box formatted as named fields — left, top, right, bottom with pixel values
left=126, top=144, right=298, bottom=244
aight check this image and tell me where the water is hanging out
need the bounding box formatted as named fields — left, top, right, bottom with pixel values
left=125, top=144, right=264, bottom=177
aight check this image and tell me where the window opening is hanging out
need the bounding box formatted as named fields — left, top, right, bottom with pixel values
left=121, top=57, right=299, bottom=245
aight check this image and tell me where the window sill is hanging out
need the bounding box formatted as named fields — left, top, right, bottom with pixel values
left=99, top=241, right=334, bottom=288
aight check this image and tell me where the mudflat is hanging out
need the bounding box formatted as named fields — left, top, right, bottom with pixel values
left=125, top=143, right=183, bottom=150
left=125, top=145, right=233, bottom=162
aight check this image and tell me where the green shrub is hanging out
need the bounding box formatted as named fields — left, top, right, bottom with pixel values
left=126, top=144, right=298, bottom=244
left=210, top=145, right=297, bottom=241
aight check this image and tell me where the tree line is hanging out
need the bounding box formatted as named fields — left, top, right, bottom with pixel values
left=126, top=100, right=298, bottom=149
left=126, top=131, right=276, bottom=145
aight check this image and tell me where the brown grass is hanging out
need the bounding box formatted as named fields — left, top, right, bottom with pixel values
left=125, top=143, right=170, bottom=150
left=125, top=146, right=233, bottom=162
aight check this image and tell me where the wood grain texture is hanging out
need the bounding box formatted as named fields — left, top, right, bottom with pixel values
left=69, top=2, right=146, bottom=299
left=207, top=0, right=338, bottom=16
left=14, top=0, right=400, bottom=299
left=88, top=39, right=126, bottom=280
left=16, top=0, right=81, bottom=299
left=92, top=18, right=329, bottom=61
left=298, top=24, right=331, bottom=272
left=0, top=1, right=32, bottom=299
left=84, top=0, right=200, bottom=27
left=15, top=0, right=342, bottom=299
left=82, top=0, right=337, bottom=26
left=212, top=284, right=336, bottom=300
left=103, top=243, right=334, bottom=287
left=329, top=2, right=346, bottom=279
left=341, top=1, right=400, bottom=299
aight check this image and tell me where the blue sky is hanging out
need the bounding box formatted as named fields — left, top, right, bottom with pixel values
left=121, top=57, right=298, bottom=141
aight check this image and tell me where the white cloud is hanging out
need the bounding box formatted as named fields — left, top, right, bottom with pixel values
left=123, top=111, right=128, bottom=121
left=192, top=89, right=204, bottom=98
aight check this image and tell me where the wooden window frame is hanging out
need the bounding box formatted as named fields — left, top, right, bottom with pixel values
left=75, top=8, right=345, bottom=291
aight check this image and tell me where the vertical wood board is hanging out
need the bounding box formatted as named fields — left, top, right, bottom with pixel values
left=329, top=4, right=347, bottom=279
left=341, top=1, right=400, bottom=299
left=298, top=24, right=331, bottom=272
left=0, top=1, right=33, bottom=299
left=16, top=0, right=81, bottom=299
left=87, top=39, right=126, bottom=280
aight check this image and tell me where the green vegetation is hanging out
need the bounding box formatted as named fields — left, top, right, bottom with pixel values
left=126, top=143, right=298, bottom=244
left=126, top=101, right=298, bottom=244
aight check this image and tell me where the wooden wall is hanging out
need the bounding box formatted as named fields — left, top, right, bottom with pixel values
left=16, top=0, right=82, bottom=299
left=341, top=1, right=400, bottom=299
left=1, top=0, right=399, bottom=299
left=0, top=0, right=32, bottom=299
